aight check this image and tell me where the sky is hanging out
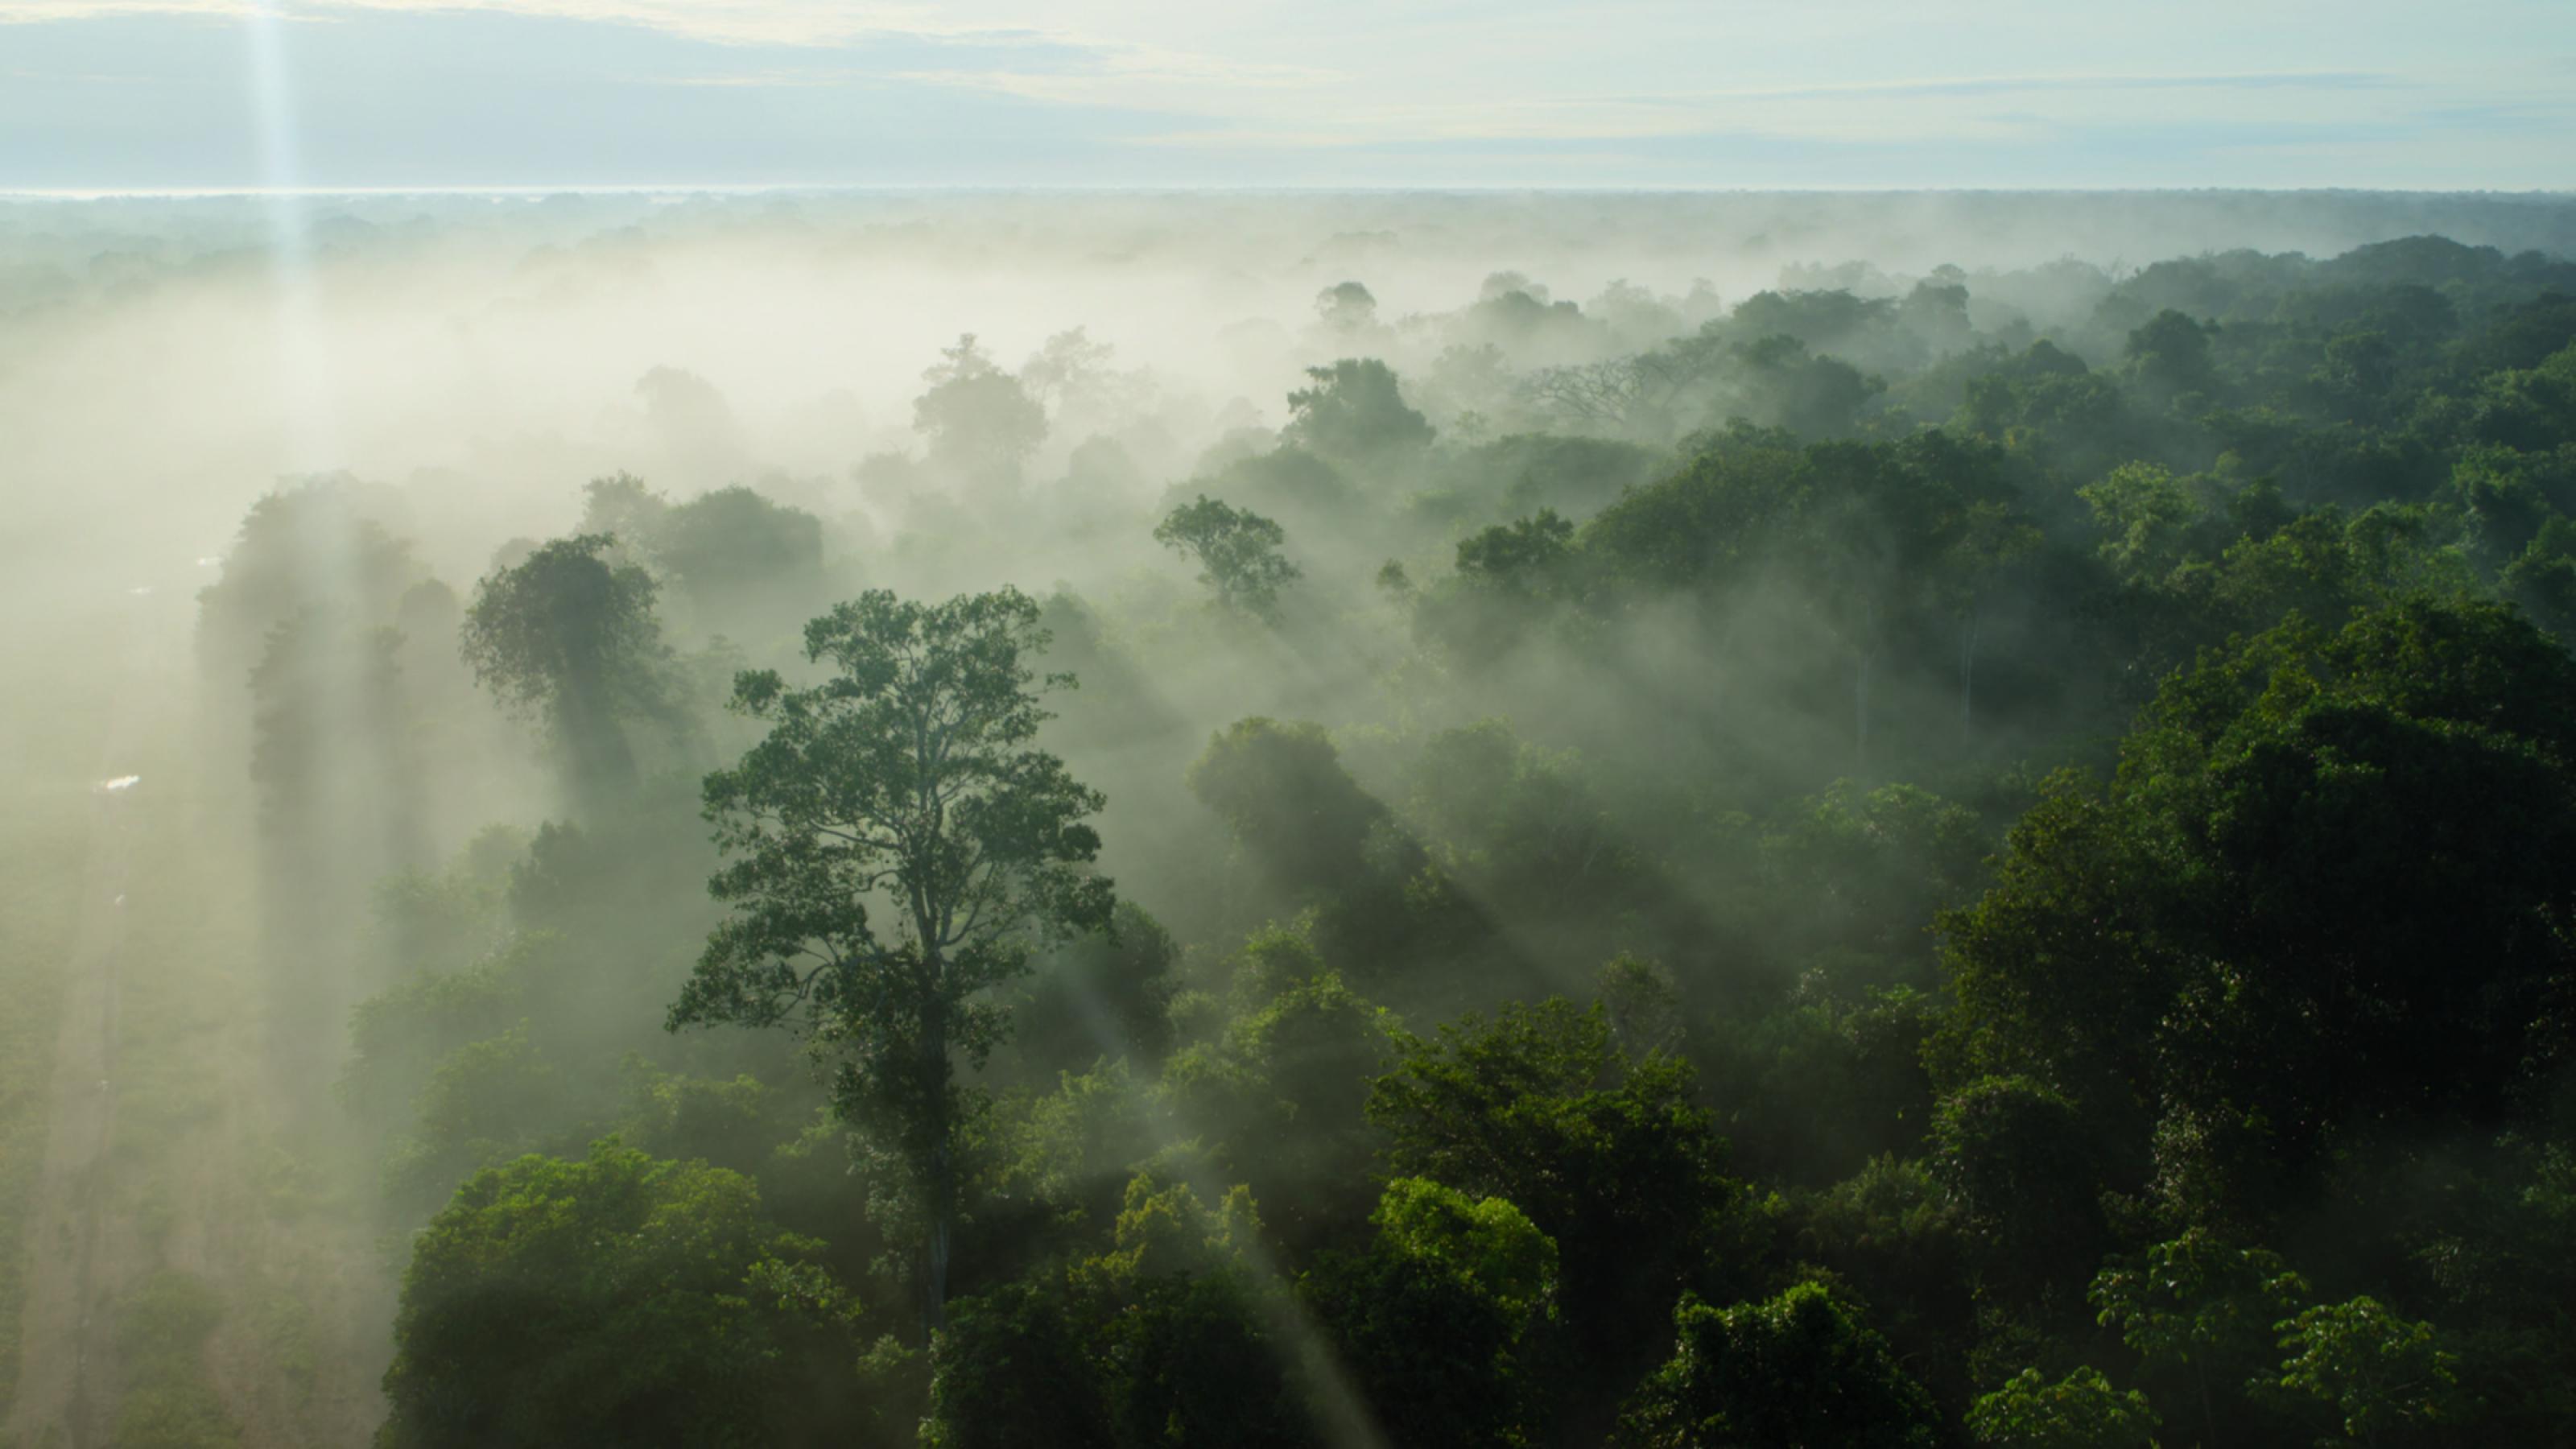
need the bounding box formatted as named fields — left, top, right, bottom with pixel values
left=1, top=0, right=2571, bottom=192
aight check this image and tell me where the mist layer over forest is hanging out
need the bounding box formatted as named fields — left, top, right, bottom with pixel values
left=6, top=188, right=2576, bottom=1449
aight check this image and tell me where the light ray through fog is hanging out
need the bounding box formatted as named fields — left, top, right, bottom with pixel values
left=244, top=1, right=405, bottom=1031
left=1046, top=964, right=1392, bottom=1449
left=244, top=0, right=341, bottom=475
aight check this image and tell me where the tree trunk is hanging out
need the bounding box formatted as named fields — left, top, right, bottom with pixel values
left=1855, top=648, right=1873, bottom=773
left=924, top=1154, right=952, bottom=1333
left=557, top=671, right=636, bottom=813
left=1852, top=594, right=1879, bottom=774
left=1959, top=612, right=1979, bottom=744
left=919, top=984, right=956, bottom=1337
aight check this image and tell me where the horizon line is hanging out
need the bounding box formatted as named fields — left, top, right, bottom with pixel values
left=5, top=182, right=2576, bottom=202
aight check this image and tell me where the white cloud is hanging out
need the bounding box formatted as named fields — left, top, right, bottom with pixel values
left=5, top=0, right=2570, bottom=179
left=0, top=0, right=255, bottom=19
left=0, top=0, right=1252, bottom=49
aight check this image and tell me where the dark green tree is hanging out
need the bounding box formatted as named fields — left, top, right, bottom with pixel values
left=2125, top=308, right=2219, bottom=404
left=667, top=587, right=1114, bottom=1331
left=923, top=1278, right=1113, bottom=1449
left=654, top=485, right=827, bottom=632
left=1315, top=280, right=1380, bottom=335
left=2089, top=1229, right=2307, bottom=1445
left=2264, top=1296, right=2467, bottom=1447
left=914, top=334, right=1048, bottom=485
left=1733, top=332, right=1883, bottom=438
left=1284, top=357, right=1434, bottom=464
left=1965, top=1367, right=2158, bottom=1449
left=1154, top=495, right=1302, bottom=621
left=1930, top=1075, right=2107, bottom=1292
left=578, top=472, right=670, bottom=559
left=1013, top=900, right=1179, bottom=1075
left=460, top=533, right=671, bottom=808
left=378, top=1141, right=861, bottom=1449
left=1305, top=1177, right=1559, bottom=1448
left=1368, top=998, right=1740, bottom=1415
left=1938, top=598, right=2576, bottom=1228
left=1186, top=717, right=1395, bottom=901
left=931, top=1173, right=1319, bottom=1448
left=1614, top=1281, right=1943, bottom=1449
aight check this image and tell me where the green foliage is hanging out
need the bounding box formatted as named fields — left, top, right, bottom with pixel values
left=1941, top=597, right=2576, bottom=1229
left=2091, top=1230, right=2306, bottom=1373
left=1705, top=990, right=1941, bottom=1187
left=195, top=477, right=429, bottom=684
left=210, top=227, right=2576, bottom=1447
left=1305, top=1178, right=1558, bottom=1447
left=1367, top=1178, right=1557, bottom=1322
left=1757, top=780, right=1986, bottom=987
left=1457, top=509, right=1578, bottom=592
left=1735, top=332, right=1886, bottom=437
left=923, top=1276, right=1113, bottom=1449
left=382, top=1022, right=560, bottom=1217
left=1616, top=1281, right=1943, bottom=1448
left=1154, top=495, right=1302, bottom=621
left=247, top=610, right=406, bottom=836
left=380, top=1141, right=861, bottom=1449
left=369, top=824, right=522, bottom=976
left=1412, top=511, right=1591, bottom=662
left=1186, top=718, right=1393, bottom=902
left=1401, top=720, right=1638, bottom=938
left=2089, top=1229, right=2308, bottom=1443
left=1965, top=1367, right=2158, bottom=1449
left=914, top=333, right=1049, bottom=481
left=2082, top=460, right=2210, bottom=584
left=579, top=471, right=669, bottom=552
left=1369, top=997, right=1740, bottom=1381
left=929, top=1174, right=1313, bottom=1449
left=341, top=934, right=527, bottom=1122
left=1315, top=279, right=1377, bottom=332
left=671, top=585, right=1114, bottom=1327
left=989, top=1058, right=1162, bottom=1220
left=1283, top=357, right=1434, bottom=462
left=2265, top=1298, right=2466, bottom=1447
left=1013, top=901, right=1179, bottom=1075
left=1794, top=1155, right=1971, bottom=1393
left=1187, top=447, right=1357, bottom=545
left=1162, top=959, right=1392, bottom=1245
left=1429, top=434, right=1664, bottom=523
left=1100, top=1268, right=1315, bottom=1448
left=2126, top=308, right=2219, bottom=402
left=616, top=1063, right=798, bottom=1179
left=1582, top=434, right=1809, bottom=592
left=653, top=485, right=828, bottom=630
left=1930, top=1075, right=2105, bottom=1286
left=460, top=532, right=671, bottom=803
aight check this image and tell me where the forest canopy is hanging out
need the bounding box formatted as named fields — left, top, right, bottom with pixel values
left=10, top=190, right=2576, bottom=1449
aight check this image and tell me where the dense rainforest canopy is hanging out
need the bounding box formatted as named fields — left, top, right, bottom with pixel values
left=154, top=225, right=2576, bottom=1447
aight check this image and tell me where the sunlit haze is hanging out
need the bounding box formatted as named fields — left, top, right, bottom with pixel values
left=6, top=6, right=2576, bottom=1448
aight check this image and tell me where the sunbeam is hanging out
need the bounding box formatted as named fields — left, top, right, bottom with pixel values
left=243, top=0, right=339, bottom=476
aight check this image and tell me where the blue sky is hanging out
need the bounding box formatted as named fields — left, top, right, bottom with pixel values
left=2, top=0, right=2570, bottom=190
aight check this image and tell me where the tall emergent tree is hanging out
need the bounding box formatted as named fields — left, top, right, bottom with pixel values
left=668, top=587, right=1114, bottom=1331
left=460, top=533, right=670, bottom=810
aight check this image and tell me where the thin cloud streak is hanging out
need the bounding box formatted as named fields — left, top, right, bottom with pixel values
left=3, top=0, right=2570, bottom=187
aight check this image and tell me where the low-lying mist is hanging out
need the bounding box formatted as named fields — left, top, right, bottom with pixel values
left=6, top=186, right=2576, bottom=1449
